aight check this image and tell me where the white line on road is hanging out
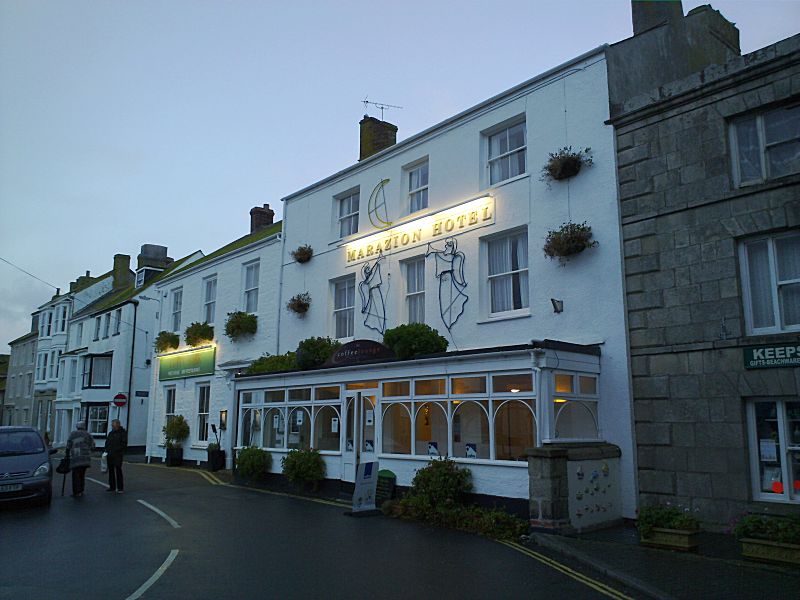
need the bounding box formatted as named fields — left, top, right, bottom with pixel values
left=86, top=476, right=109, bottom=488
left=137, top=499, right=181, bottom=529
left=125, top=549, right=179, bottom=600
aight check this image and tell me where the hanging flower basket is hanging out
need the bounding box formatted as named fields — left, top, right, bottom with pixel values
left=224, top=311, right=257, bottom=341
left=184, top=322, right=214, bottom=347
left=155, top=331, right=179, bottom=354
left=287, top=292, right=311, bottom=316
left=543, top=221, right=598, bottom=265
left=541, top=146, right=593, bottom=183
left=291, top=244, right=314, bottom=264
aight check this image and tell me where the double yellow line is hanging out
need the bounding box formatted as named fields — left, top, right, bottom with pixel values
left=498, top=540, right=634, bottom=600
left=196, top=470, right=225, bottom=486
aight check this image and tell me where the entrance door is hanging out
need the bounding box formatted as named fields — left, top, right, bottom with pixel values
left=341, top=391, right=378, bottom=483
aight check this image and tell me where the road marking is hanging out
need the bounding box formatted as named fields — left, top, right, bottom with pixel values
left=125, top=549, right=179, bottom=600
left=126, top=461, right=222, bottom=485
left=498, top=540, right=634, bottom=600
left=221, top=482, right=349, bottom=508
left=137, top=499, right=181, bottom=529
left=86, top=477, right=109, bottom=488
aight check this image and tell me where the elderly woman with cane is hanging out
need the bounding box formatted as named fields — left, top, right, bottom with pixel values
left=65, top=422, right=95, bottom=497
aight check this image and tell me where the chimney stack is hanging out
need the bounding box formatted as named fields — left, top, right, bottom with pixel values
left=632, top=0, right=683, bottom=35
left=359, top=115, right=398, bottom=161
left=250, top=204, right=275, bottom=234
left=137, top=244, right=173, bottom=270
left=112, top=254, right=131, bottom=290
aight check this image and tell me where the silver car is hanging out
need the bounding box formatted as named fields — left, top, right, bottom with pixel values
left=0, top=426, right=57, bottom=507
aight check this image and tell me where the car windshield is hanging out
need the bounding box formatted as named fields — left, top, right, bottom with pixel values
left=0, top=431, right=45, bottom=455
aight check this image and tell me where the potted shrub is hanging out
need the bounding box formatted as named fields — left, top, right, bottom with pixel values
left=163, top=415, right=190, bottom=467
left=155, top=331, right=179, bottom=353
left=248, top=352, right=297, bottom=374
left=225, top=311, right=257, bottom=341
left=383, top=323, right=449, bottom=360
left=734, top=514, right=800, bottom=566
left=295, top=336, right=341, bottom=370
left=184, top=321, right=214, bottom=347
left=543, top=221, right=598, bottom=265
left=236, top=447, right=272, bottom=483
left=637, top=505, right=701, bottom=551
left=287, top=292, right=312, bottom=316
left=291, top=244, right=314, bottom=264
left=206, top=442, right=226, bottom=472
left=281, top=448, right=326, bottom=492
left=540, top=146, right=593, bottom=183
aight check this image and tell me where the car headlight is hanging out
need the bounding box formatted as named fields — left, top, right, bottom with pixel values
left=33, top=462, right=51, bottom=477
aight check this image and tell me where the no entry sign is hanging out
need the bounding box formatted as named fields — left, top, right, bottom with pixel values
left=113, top=393, right=127, bottom=407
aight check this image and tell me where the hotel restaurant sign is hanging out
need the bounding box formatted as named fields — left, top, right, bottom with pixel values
left=743, top=343, right=800, bottom=369
left=159, top=347, right=216, bottom=381
left=344, top=195, right=494, bottom=264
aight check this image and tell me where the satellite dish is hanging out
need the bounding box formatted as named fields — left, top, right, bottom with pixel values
left=367, top=178, right=392, bottom=229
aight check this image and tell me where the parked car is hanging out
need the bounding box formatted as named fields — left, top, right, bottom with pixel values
left=0, top=426, right=57, bottom=507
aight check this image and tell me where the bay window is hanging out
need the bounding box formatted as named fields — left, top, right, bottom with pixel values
left=746, top=399, right=800, bottom=503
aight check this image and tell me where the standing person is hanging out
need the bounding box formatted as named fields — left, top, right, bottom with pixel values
left=65, top=422, right=95, bottom=497
left=106, top=419, right=127, bottom=493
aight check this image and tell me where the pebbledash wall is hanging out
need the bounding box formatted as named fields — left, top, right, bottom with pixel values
left=236, top=46, right=638, bottom=517
left=610, top=33, right=800, bottom=523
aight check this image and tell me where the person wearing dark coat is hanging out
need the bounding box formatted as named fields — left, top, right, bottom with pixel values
left=66, top=422, right=95, bottom=497
left=106, top=419, right=127, bottom=493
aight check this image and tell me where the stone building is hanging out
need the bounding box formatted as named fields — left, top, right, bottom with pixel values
left=5, top=321, right=37, bottom=426
left=609, top=17, right=800, bottom=523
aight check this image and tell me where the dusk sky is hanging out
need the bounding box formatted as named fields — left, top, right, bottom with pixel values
left=1, top=0, right=798, bottom=352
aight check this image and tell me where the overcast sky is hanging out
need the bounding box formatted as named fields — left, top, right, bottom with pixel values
left=1, top=0, right=798, bottom=352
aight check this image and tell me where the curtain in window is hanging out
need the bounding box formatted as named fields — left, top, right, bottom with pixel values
left=488, top=233, right=528, bottom=313
left=91, top=357, right=112, bottom=387
left=735, top=117, right=763, bottom=183
left=747, top=241, right=775, bottom=329
left=765, top=106, right=800, bottom=178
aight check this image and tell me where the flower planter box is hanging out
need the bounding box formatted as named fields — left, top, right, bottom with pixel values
left=207, top=449, right=226, bottom=472
left=740, top=538, right=800, bottom=566
left=165, top=447, right=184, bottom=467
left=640, top=527, right=700, bottom=552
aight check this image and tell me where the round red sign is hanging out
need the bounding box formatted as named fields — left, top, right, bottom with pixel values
left=113, top=393, right=127, bottom=407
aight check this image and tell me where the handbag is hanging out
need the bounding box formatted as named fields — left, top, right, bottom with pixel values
left=100, top=452, right=108, bottom=473
left=56, top=456, right=71, bottom=474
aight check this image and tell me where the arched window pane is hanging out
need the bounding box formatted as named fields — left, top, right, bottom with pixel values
left=288, top=408, right=311, bottom=450
left=345, top=398, right=355, bottom=452
left=263, top=408, right=285, bottom=448
left=494, top=401, right=534, bottom=461
left=453, top=402, right=489, bottom=459
left=415, top=402, right=447, bottom=457
left=241, top=408, right=262, bottom=447
left=554, top=401, right=598, bottom=439
left=362, top=396, right=376, bottom=453
left=314, top=405, right=340, bottom=451
left=382, top=403, right=411, bottom=454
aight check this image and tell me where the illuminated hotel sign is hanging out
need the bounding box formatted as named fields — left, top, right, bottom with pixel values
left=345, top=195, right=494, bottom=263
left=159, top=346, right=216, bottom=381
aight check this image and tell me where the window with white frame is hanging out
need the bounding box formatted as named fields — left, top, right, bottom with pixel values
left=87, top=405, right=109, bottom=436
left=203, top=276, right=217, bottom=324
left=243, top=262, right=259, bottom=313
left=551, top=372, right=599, bottom=440
left=171, top=288, right=183, bottom=332
left=487, top=120, right=526, bottom=185
left=57, top=305, right=67, bottom=333
left=487, top=229, right=529, bottom=314
left=197, top=384, right=210, bottom=443
left=731, top=104, right=800, bottom=186
left=35, top=353, right=46, bottom=382
left=25, top=373, right=32, bottom=396
left=113, top=309, right=122, bottom=335
left=68, top=359, right=78, bottom=395
left=54, top=350, right=61, bottom=379
left=740, top=231, right=800, bottom=335
left=102, top=313, right=111, bottom=338
left=408, top=160, right=429, bottom=213
left=337, top=190, right=360, bottom=238
left=48, top=351, right=57, bottom=379
left=45, top=311, right=53, bottom=336
left=746, top=398, right=800, bottom=504
left=94, top=316, right=101, bottom=340
left=333, top=276, right=355, bottom=339
left=165, top=387, right=176, bottom=428
left=83, top=355, right=111, bottom=388
left=76, top=322, right=83, bottom=347
left=405, top=258, right=425, bottom=324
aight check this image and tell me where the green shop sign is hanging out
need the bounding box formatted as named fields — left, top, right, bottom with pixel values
left=743, top=343, right=800, bottom=369
left=159, top=347, right=216, bottom=381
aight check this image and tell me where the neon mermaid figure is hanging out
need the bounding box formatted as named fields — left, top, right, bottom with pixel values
left=359, top=254, right=387, bottom=334
left=426, top=237, right=467, bottom=331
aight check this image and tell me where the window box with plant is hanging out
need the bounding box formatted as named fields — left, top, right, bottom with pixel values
left=163, top=415, right=190, bottom=467
left=543, top=221, right=598, bottom=265
left=734, top=514, right=800, bottom=566
left=637, top=505, right=701, bottom=551
left=291, top=244, right=314, bottom=264
left=287, top=292, right=312, bottom=316
left=155, top=331, right=180, bottom=354
left=540, top=146, right=592, bottom=183
left=225, top=311, right=257, bottom=341
left=184, top=322, right=214, bottom=347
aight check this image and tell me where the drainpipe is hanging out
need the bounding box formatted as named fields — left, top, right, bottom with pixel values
left=275, top=224, right=287, bottom=353
left=126, top=301, right=138, bottom=434
left=530, top=347, right=546, bottom=445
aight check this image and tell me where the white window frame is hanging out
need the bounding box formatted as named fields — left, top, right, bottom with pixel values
left=94, top=316, right=101, bottom=340
left=242, top=262, right=260, bottom=314
left=484, top=228, right=530, bottom=317
left=68, top=359, right=78, bottom=395
left=486, top=118, right=527, bottom=186
left=336, top=189, right=360, bottom=239
left=203, top=276, right=217, bottom=324
left=76, top=322, right=83, bottom=348
left=197, top=383, right=210, bottom=444
left=746, top=398, right=800, bottom=504
left=171, top=288, right=183, bottom=332
left=739, top=231, right=800, bottom=335
left=730, top=104, right=800, bottom=187
left=113, top=309, right=122, bottom=335
left=83, top=355, right=112, bottom=389
left=102, top=313, right=111, bottom=338
left=87, top=405, right=109, bottom=436
left=165, top=386, right=176, bottom=428
left=404, top=257, right=425, bottom=324
left=406, top=159, right=429, bottom=214
left=332, top=276, right=356, bottom=340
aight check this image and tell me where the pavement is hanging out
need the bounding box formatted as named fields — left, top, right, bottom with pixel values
left=528, top=522, right=800, bottom=600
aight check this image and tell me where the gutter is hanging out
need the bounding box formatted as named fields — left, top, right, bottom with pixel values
left=125, top=300, right=138, bottom=433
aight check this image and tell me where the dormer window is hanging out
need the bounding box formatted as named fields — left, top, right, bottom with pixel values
left=135, top=267, right=164, bottom=288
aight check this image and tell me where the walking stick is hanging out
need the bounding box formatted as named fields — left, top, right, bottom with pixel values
left=61, top=471, right=66, bottom=497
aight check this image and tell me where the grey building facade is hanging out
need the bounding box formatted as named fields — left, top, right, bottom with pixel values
left=5, top=325, right=38, bottom=426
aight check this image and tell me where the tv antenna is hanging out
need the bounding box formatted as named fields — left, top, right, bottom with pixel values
left=362, top=97, right=403, bottom=121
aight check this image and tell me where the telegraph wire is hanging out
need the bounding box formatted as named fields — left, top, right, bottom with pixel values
left=0, top=255, right=60, bottom=291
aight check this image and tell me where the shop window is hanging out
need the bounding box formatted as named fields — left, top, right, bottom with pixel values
left=346, top=380, right=378, bottom=390
left=453, top=401, right=489, bottom=459
left=747, top=399, right=800, bottom=503
left=382, top=403, right=411, bottom=454
left=288, top=388, right=312, bottom=402
left=263, top=407, right=285, bottom=449
left=241, top=408, right=262, bottom=447
left=87, top=405, right=109, bottom=436
left=492, top=373, right=532, bottom=394
left=315, top=386, right=340, bottom=401
left=494, top=400, right=534, bottom=461
left=554, top=400, right=598, bottom=440
left=579, top=376, right=598, bottom=395
left=362, top=396, right=376, bottom=453
left=554, top=373, right=574, bottom=393
left=383, top=380, right=410, bottom=397
left=452, top=376, right=486, bottom=395
left=414, top=402, right=447, bottom=457
left=414, top=378, right=445, bottom=396
left=241, top=391, right=254, bottom=404
left=314, top=405, right=340, bottom=451
left=288, top=408, right=311, bottom=450
left=265, top=390, right=284, bottom=403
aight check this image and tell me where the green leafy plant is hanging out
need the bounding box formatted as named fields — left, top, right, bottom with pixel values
left=287, top=292, right=312, bottom=316
left=543, top=221, right=598, bottom=265
left=155, top=331, right=179, bottom=353
left=637, top=505, right=701, bottom=539
left=162, top=415, right=190, bottom=450
left=184, top=321, right=214, bottom=346
left=408, top=457, right=472, bottom=507
left=237, top=447, right=272, bottom=481
left=295, top=336, right=341, bottom=370
left=207, top=442, right=220, bottom=451
left=225, top=311, right=258, bottom=340
left=248, top=352, right=297, bottom=374
left=540, top=146, right=593, bottom=183
left=734, top=514, right=800, bottom=545
left=281, top=448, right=326, bottom=489
left=291, top=244, right=314, bottom=264
left=383, top=323, right=449, bottom=360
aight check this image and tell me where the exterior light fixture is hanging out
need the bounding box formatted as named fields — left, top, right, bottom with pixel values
left=219, top=410, right=228, bottom=431
left=551, top=298, right=564, bottom=313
